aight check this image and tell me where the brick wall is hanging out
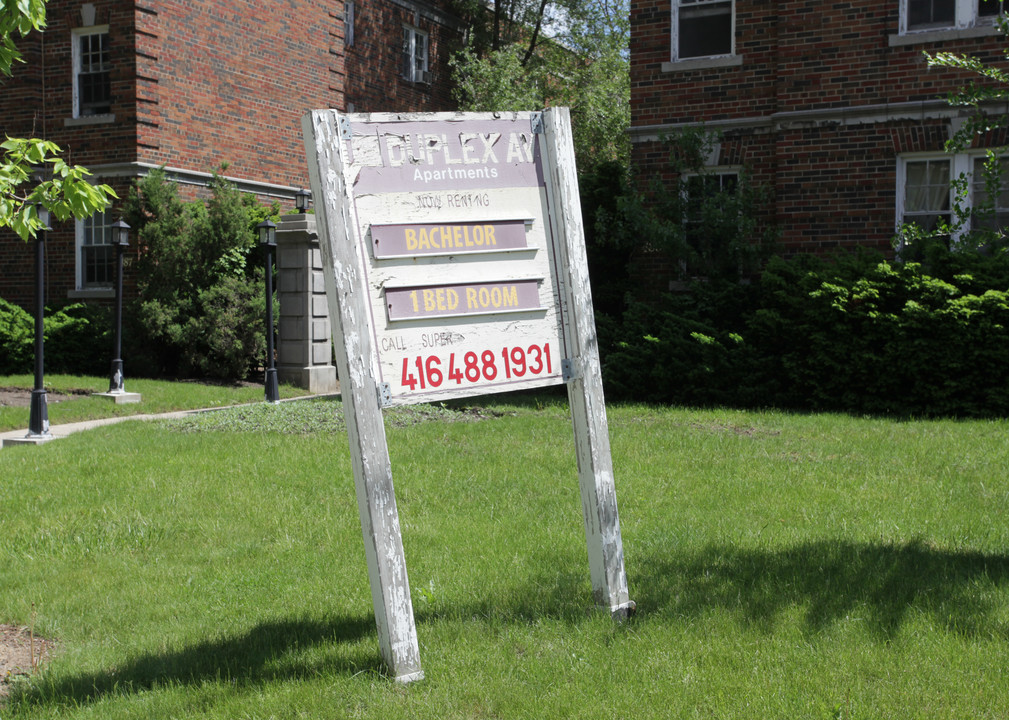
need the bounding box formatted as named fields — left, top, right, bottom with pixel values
left=629, top=0, right=1009, bottom=283
left=0, top=0, right=463, bottom=309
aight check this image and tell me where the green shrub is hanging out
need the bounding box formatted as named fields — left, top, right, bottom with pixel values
left=123, top=168, right=279, bottom=380
left=600, top=251, right=1009, bottom=417
left=0, top=298, right=32, bottom=374
left=0, top=299, right=110, bottom=375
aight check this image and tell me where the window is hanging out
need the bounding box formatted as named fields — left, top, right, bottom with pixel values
left=402, top=25, right=429, bottom=83
left=346, top=2, right=355, bottom=48
left=971, top=155, right=1009, bottom=232
left=77, top=210, right=116, bottom=288
left=897, top=153, right=1009, bottom=248
left=73, top=28, right=111, bottom=117
left=684, top=171, right=739, bottom=240
left=901, top=159, right=952, bottom=233
left=673, top=0, right=733, bottom=61
left=903, top=0, right=1003, bottom=31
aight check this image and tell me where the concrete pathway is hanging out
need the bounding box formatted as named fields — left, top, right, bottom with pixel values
left=0, top=394, right=336, bottom=448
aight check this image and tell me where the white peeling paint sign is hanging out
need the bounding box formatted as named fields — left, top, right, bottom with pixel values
left=328, top=111, right=568, bottom=406
left=303, top=109, right=633, bottom=684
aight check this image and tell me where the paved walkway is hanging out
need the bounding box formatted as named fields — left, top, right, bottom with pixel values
left=0, top=394, right=336, bottom=448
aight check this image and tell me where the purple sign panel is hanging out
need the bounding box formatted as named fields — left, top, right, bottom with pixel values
left=348, top=118, right=544, bottom=194
left=372, top=219, right=529, bottom=259
left=386, top=280, right=542, bottom=322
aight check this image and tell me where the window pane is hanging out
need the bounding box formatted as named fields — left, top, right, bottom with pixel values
left=904, top=160, right=951, bottom=232
left=972, top=156, right=1009, bottom=231
left=679, top=2, right=732, bottom=58
left=909, top=0, right=955, bottom=28
left=77, top=32, right=111, bottom=115
left=978, top=0, right=1003, bottom=17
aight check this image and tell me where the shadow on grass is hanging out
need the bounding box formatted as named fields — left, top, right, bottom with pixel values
left=632, top=538, right=1009, bottom=639
left=8, top=615, right=381, bottom=710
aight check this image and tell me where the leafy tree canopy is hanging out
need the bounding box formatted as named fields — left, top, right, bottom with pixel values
left=450, top=0, right=630, bottom=171
left=1, top=0, right=115, bottom=240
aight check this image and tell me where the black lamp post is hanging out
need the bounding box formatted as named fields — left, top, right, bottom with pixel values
left=258, top=219, right=280, bottom=403
left=28, top=205, right=50, bottom=438
left=295, top=188, right=311, bottom=214
left=108, top=219, right=130, bottom=393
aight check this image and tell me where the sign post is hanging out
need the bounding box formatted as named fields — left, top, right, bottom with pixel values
left=302, top=109, right=633, bottom=682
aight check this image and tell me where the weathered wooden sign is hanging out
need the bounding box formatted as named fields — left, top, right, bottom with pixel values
left=303, top=109, right=633, bottom=683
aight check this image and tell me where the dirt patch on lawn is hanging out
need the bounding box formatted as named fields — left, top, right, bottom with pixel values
left=0, top=387, right=89, bottom=408
left=0, top=624, right=52, bottom=699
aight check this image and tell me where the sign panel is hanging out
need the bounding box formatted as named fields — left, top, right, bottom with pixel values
left=302, top=109, right=633, bottom=684
left=339, top=113, right=569, bottom=406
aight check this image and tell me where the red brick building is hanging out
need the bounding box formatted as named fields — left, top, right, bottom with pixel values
left=1, top=0, right=463, bottom=307
left=630, top=0, right=1009, bottom=278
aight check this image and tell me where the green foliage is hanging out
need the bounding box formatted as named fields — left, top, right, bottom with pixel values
left=449, top=0, right=630, bottom=170
left=0, top=297, right=32, bottom=374
left=0, top=0, right=46, bottom=77
left=601, top=251, right=1009, bottom=417
left=123, top=169, right=280, bottom=380
left=0, top=299, right=110, bottom=375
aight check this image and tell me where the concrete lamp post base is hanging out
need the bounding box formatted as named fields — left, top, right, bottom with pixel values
left=92, top=390, right=143, bottom=404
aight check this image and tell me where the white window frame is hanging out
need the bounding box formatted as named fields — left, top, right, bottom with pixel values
left=899, top=0, right=1004, bottom=34
left=402, top=25, right=430, bottom=83
left=896, top=152, right=1009, bottom=245
left=71, top=25, right=111, bottom=119
left=75, top=209, right=116, bottom=290
left=670, top=0, right=735, bottom=63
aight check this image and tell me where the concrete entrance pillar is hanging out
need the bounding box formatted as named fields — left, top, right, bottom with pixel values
left=275, top=213, right=339, bottom=394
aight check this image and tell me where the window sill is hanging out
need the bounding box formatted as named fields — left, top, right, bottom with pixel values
left=67, top=288, right=114, bottom=300
left=64, top=114, right=116, bottom=127
left=662, top=55, right=743, bottom=73
left=889, top=25, right=1001, bottom=46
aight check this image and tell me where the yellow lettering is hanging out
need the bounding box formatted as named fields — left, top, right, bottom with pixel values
left=447, top=288, right=459, bottom=310
left=466, top=287, right=478, bottom=309
left=479, top=287, right=491, bottom=307
left=485, top=225, right=496, bottom=245
left=409, top=290, right=419, bottom=313
left=435, top=288, right=447, bottom=311
left=440, top=226, right=452, bottom=248
left=423, top=289, right=436, bottom=312
left=405, top=228, right=418, bottom=251
left=472, top=225, right=484, bottom=245
left=418, top=229, right=431, bottom=251
left=503, top=285, right=518, bottom=307
left=454, top=225, right=464, bottom=248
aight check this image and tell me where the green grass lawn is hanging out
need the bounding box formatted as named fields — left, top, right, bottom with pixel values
left=2, top=392, right=1009, bottom=718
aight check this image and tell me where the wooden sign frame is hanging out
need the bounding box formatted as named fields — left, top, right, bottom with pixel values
left=302, top=109, right=633, bottom=683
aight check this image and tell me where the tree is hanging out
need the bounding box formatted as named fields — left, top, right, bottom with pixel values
left=1, top=0, right=115, bottom=240
left=449, top=0, right=630, bottom=171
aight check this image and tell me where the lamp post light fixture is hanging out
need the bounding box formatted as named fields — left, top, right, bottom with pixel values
left=258, top=219, right=280, bottom=403
left=108, top=219, right=130, bottom=393
left=28, top=204, right=51, bottom=439
left=295, top=188, right=311, bottom=214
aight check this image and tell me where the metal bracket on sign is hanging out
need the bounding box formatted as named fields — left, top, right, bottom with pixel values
left=339, top=115, right=352, bottom=139
left=530, top=112, right=544, bottom=134
left=562, top=358, right=578, bottom=382
left=379, top=382, right=392, bottom=407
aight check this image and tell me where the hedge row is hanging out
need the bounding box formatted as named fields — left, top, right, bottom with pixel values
left=599, top=250, right=1009, bottom=417
left=0, top=298, right=110, bottom=376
